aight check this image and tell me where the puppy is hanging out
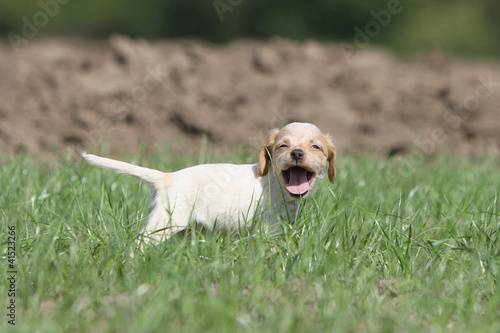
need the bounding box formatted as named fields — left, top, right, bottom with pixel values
left=82, top=122, right=336, bottom=245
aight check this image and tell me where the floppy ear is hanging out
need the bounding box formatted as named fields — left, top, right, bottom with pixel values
left=258, top=128, right=279, bottom=177
left=325, top=135, right=336, bottom=184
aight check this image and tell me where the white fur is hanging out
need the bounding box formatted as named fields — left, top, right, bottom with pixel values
left=82, top=122, right=336, bottom=247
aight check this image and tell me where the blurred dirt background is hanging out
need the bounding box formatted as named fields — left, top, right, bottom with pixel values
left=1, top=36, right=499, bottom=158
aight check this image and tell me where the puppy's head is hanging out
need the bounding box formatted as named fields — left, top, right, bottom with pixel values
left=258, top=122, right=336, bottom=199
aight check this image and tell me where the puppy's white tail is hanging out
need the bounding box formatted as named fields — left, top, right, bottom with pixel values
left=82, top=152, right=165, bottom=186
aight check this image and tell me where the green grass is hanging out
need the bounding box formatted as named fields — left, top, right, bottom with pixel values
left=1, top=148, right=499, bottom=332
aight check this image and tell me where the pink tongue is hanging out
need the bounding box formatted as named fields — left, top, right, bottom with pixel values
left=286, top=168, right=310, bottom=195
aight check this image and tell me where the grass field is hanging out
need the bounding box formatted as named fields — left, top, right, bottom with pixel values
left=1, top=148, right=499, bottom=332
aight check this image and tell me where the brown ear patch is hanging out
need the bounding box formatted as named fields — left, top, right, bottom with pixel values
left=325, top=135, right=336, bottom=184
left=258, top=129, right=279, bottom=177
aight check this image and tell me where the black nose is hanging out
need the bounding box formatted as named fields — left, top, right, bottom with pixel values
left=291, top=149, right=304, bottom=161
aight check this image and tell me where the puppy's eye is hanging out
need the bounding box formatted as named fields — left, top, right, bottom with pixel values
left=279, top=144, right=288, bottom=149
left=312, top=145, right=321, bottom=150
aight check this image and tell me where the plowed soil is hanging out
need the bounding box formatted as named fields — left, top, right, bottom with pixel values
left=1, top=36, right=499, bottom=158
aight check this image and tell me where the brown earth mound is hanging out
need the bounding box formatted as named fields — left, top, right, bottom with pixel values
left=1, top=36, right=499, bottom=158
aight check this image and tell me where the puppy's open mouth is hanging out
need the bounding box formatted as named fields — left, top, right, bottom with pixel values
left=282, top=166, right=315, bottom=198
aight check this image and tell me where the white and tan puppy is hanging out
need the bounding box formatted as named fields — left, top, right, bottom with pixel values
left=82, top=122, right=336, bottom=245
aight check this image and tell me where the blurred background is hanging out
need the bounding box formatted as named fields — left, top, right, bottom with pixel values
left=1, top=0, right=499, bottom=59
left=1, top=0, right=499, bottom=158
